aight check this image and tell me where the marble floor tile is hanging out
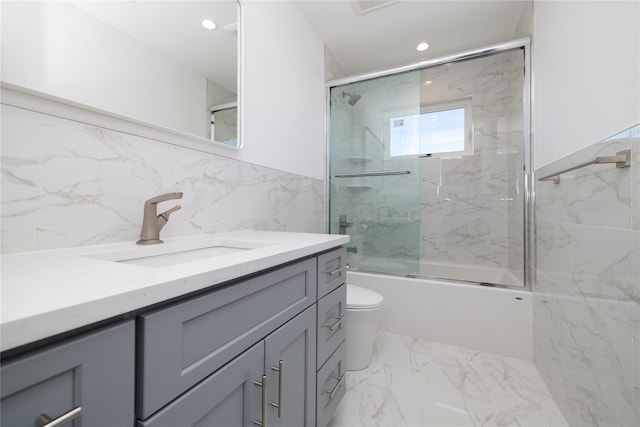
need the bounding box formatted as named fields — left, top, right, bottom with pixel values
left=329, top=331, right=568, bottom=427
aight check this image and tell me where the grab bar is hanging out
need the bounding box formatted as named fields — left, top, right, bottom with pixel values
left=537, top=150, right=631, bottom=184
left=334, top=170, right=411, bottom=178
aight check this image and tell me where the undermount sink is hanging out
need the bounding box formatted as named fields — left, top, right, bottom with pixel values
left=84, top=238, right=271, bottom=268
left=116, top=245, right=251, bottom=267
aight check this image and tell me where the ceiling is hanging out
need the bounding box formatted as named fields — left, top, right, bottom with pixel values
left=294, top=0, right=530, bottom=77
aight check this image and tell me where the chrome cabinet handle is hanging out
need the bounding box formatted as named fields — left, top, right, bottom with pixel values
left=325, top=314, right=345, bottom=332
left=324, top=374, right=345, bottom=399
left=327, top=266, right=347, bottom=277
left=253, top=375, right=267, bottom=426
left=270, top=360, right=284, bottom=418
left=36, top=407, right=82, bottom=427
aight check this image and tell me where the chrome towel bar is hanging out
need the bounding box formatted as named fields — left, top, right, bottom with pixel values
left=334, top=170, right=411, bottom=178
left=538, top=150, right=631, bottom=184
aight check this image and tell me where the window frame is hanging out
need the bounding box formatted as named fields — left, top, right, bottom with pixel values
left=384, top=98, right=474, bottom=159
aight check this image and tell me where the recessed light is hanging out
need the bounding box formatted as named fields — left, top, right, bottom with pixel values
left=416, top=42, right=430, bottom=52
left=423, top=80, right=433, bottom=86
left=201, top=19, right=217, bottom=30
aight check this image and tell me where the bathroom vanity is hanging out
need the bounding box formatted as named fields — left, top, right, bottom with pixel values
left=0, top=231, right=348, bottom=427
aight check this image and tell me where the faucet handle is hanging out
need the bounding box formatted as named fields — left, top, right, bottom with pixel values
left=144, top=192, right=183, bottom=206
left=159, top=204, right=181, bottom=220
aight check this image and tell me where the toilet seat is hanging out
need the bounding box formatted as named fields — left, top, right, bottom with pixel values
left=346, top=284, right=383, bottom=310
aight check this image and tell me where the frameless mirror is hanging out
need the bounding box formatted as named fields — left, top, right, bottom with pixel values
left=1, top=0, right=240, bottom=148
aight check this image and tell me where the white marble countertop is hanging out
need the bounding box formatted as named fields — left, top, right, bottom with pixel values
left=1, top=231, right=349, bottom=352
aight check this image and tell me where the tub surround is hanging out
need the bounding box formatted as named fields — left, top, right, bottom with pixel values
left=0, top=231, right=348, bottom=352
left=533, top=125, right=640, bottom=426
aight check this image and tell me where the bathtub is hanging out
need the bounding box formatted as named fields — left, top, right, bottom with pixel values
left=356, top=256, right=524, bottom=287
left=346, top=271, right=532, bottom=361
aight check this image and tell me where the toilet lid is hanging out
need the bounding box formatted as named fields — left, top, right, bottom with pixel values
left=347, top=284, right=384, bottom=309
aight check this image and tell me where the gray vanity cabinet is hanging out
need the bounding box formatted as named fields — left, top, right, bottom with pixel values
left=316, top=247, right=348, bottom=427
left=137, top=258, right=317, bottom=419
left=140, top=303, right=317, bottom=427
left=0, top=321, right=135, bottom=427
left=1, top=245, right=346, bottom=427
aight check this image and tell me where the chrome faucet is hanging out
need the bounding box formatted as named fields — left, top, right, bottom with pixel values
left=136, top=192, right=183, bottom=245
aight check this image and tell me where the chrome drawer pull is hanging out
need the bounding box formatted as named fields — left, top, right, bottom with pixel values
left=270, top=360, right=284, bottom=418
left=253, top=375, right=267, bottom=426
left=36, top=407, right=82, bottom=427
left=324, top=374, right=345, bottom=399
left=325, top=314, right=345, bottom=332
left=327, top=266, right=347, bottom=277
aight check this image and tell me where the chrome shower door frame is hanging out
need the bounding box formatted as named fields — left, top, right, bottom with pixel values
left=325, top=37, right=533, bottom=291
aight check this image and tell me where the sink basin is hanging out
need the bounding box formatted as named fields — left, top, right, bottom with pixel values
left=84, top=238, right=271, bottom=268
left=117, top=246, right=250, bottom=267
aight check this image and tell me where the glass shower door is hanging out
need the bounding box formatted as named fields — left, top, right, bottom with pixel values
left=329, top=70, right=421, bottom=275
left=329, top=49, right=526, bottom=287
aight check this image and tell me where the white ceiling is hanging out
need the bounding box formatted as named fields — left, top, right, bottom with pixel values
left=67, top=1, right=528, bottom=89
left=294, top=0, right=529, bottom=77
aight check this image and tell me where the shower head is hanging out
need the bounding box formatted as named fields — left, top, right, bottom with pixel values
left=342, top=91, right=361, bottom=106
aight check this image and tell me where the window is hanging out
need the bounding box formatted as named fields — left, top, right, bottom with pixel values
left=386, top=99, right=473, bottom=157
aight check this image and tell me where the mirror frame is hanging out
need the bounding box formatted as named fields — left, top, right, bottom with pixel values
left=0, top=0, right=243, bottom=155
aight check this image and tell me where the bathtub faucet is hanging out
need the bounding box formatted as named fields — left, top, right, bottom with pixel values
left=339, top=215, right=353, bottom=234
left=137, top=192, right=183, bottom=245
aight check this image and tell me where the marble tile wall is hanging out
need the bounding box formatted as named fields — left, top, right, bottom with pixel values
left=533, top=124, right=640, bottom=426
left=418, top=50, right=525, bottom=278
left=1, top=104, right=325, bottom=253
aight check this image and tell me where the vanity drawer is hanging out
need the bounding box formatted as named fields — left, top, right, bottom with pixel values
left=317, top=284, right=346, bottom=368
left=138, top=258, right=317, bottom=419
left=316, top=342, right=346, bottom=427
left=317, top=247, right=347, bottom=298
left=1, top=321, right=135, bottom=427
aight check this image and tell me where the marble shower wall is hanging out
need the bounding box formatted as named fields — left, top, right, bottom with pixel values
left=418, top=50, right=525, bottom=278
left=533, top=125, right=640, bottom=426
left=1, top=104, right=325, bottom=253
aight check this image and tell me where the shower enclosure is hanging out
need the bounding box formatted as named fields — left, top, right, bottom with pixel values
left=328, top=42, right=529, bottom=287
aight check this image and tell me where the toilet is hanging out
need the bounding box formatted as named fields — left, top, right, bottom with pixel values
left=345, top=284, right=384, bottom=371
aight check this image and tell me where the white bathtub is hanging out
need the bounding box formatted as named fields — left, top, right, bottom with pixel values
left=346, top=271, right=532, bottom=361
left=356, top=257, right=524, bottom=287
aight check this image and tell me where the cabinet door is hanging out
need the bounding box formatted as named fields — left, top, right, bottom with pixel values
left=264, top=305, right=317, bottom=427
left=1, top=321, right=135, bottom=427
left=139, top=342, right=265, bottom=427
